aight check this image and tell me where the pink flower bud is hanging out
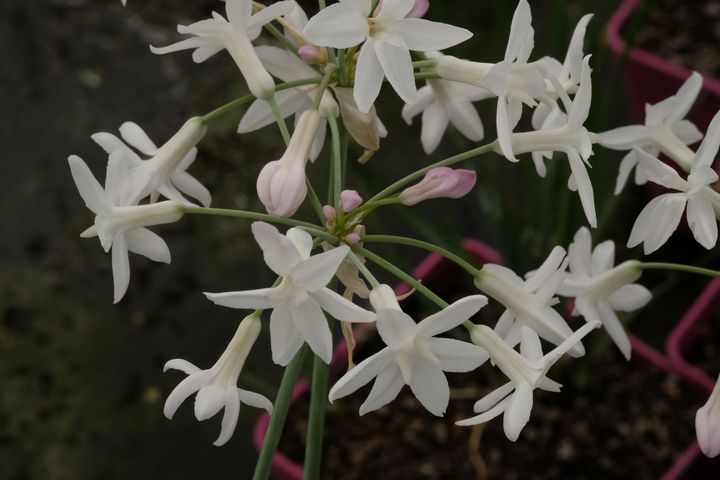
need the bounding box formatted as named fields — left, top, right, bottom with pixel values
left=298, top=45, right=325, bottom=65
left=323, top=205, right=337, bottom=222
left=697, top=374, right=720, bottom=458
left=399, top=167, right=476, bottom=206
left=374, top=0, right=429, bottom=18
left=340, top=190, right=363, bottom=212
left=344, top=233, right=362, bottom=245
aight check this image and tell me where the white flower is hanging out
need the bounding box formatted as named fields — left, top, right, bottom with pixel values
left=457, top=321, right=599, bottom=441
left=205, top=222, right=375, bottom=365
left=68, top=155, right=184, bottom=303
left=303, top=0, right=472, bottom=113
left=696, top=373, right=720, bottom=458
left=559, top=227, right=651, bottom=359
left=598, top=72, right=704, bottom=192
left=402, top=53, right=489, bottom=153
left=474, top=247, right=583, bottom=358
left=628, top=111, right=720, bottom=253
left=163, top=313, right=272, bottom=447
left=329, top=284, right=488, bottom=416
left=91, top=117, right=210, bottom=207
left=238, top=46, right=338, bottom=161
left=503, top=56, right=597, bottom=227
left=256, top=109, right=323, bottom=217
left=150, top=0, right=294, bottom=99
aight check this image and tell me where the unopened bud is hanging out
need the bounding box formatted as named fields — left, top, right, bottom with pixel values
left=340, top=190, right=363, bottom=212
left=399, top=167, right=476, bottom=206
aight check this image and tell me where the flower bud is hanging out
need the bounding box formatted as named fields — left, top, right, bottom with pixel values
left=697, top=374, right=720, bottom=458
left=399, top=167, right=477, bottom=206
left=340, top=190, right=363, bottom=212
left=298, top=45, right=325, bottom=65
left=323, top=205, right=337, bottom=222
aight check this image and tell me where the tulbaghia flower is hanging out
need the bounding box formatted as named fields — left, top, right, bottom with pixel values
left=598, top=72, right=704, bottom=192
left=559, top=227, right=650, bottom=359
left=503, top=56, right=597, bottom=227
left=256, top=109, right=322, bottom=217
left=163, top=313, right=272, bottom=446
left=474, top=247, right=583, bottom=357
left=91, top=117, right=210, bottom=207
left=458, top=321, right=599, bottom=440
left=399, top=167, right=476, bottom=205
left=238, top=46, right=339, bottom=161
left=303, top=0, right=472, bottom=112
left=340, top=190, right=363, bottom=212
left=150, top=0, right=293, bottom=99
left=696, top=373, right=720, bottom=458
left=205, top=222, right=375, bottom=365
left=628, top=111, right=720, bottom=253
left=329, top=284, right=488, bottom=416
left=402, top=52, right=490, bottom=154
left=68, top=155, right=184, bottom=303
left=375, top=0, right=430, bottom=18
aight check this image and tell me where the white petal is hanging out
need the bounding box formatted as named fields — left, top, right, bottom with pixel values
left=615, top=150, right=639, bottom=194
left=256, top=45, right=318, bottom=83
left=420, top=101, right=449, bottom=154
left=408, top=353, right=449, bottom=416
left=251, top=221, right=303, bottom=276
left=238, top=91, right=308, bottom=133
left=607, top=284, right=652, bottom=312
left=390, top=18, right=472, bottom=51
left=374, top=35, right=417, bottom=103
left=524, top=246, right=566, bottom=292
left=359, top=362, right=405, bottom=415
left=416, top=295, right=488, bottom=338
left=426, top=338, right=488, bottom=372
left=519, top=326, right=543, bottom=362
left=311, top=288, right=376, bottom=323
left=505, top=0, right=533, bottom=61
left=446, top=99, right=484, bottom=142
left=164, top=358, right=201, bottom=375
left=204, top=288, right=279, bottom=310
left=247, top=1, right=295, bottom=38
left=237, top=388, right=273, bottom=412
left=226, top=0, right=252, bottom=28
left=171, top=171, right=212, bottom=207
left=496, top=98, right=518, bottom=162
left=302, top=3, right=369, bottom=48
left=270, top=303, right=305, bottom=366
left=111, top=234, right=130, bottom=304
left=91, top=132, right=142, bottom=164
left=375, top=309, right=417, bottom=347
left=353, top=42, right=385, bottom=113
left=634, top=148, right=688, bottom=190
left=376, top=0, right=414, bottom=19
left=694, top=111, right=720, bottom=171
left=289, top=246, right=349, bottom=292
left=195, top=384, right=226, bottom=421
left=163, top=371, right=213, bottom=419
left=503, top=382, right=533, bottom=441
left=628, top=194, right=686, bottom=254
left=329, top=350, right=390, bottom=401
left=666, top=71, right=703, bottom=125
left=214, top=389, right=240, bottom=446
left=567, top=150, right=597, bottom=227
left=125, top=227, right=171, bottom=263
left=286, top=227, right=313, bottom=259
left=68, top=155, right=110, bottom=215
left=456, top=396, right=511, bottom=426
left=119, top=122, right=158, bottom=155
left=687, top=194, right=718, bottom=249
left=401, top=85, right=434, bottom=124
left=590, top=240, right=615, bottom=276
left=673, top=120, right=703, bottom=145
left=567, top=56, right=592, bottom=127
left=590, top=299, right=631, bottom=360
left=309, top=119, right=327, bottom=162
left=292, top=297, right=333, bottom=364
left=473, top=382, right=514, bottom=413
left=597, top=126, right=650, bottom=150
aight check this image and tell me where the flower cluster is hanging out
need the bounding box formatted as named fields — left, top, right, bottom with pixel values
left=70, top=0, right=720, bottom=470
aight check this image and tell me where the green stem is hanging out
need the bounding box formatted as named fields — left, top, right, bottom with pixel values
left=252, top=346, right=309, bottom=480
left=355, top=247, right=449, bottom=308
left=363, top=235, right=480, bottom=276
left=182, top=207, right=334, bottom=242
left=366, top=142, right=497, bottom=204
left=306, top=177, right=326, bottom=223
left=313, top=68, right=336, bottom=111
left=263, top=21, right=299, bottom=54
left=412, top=59, right=437, bottom=69
left=347, top=250, right=380, bottom=288
left=414, top=71, right=441, bottom=81
left=201, top=77, right=323, bottom=123
left=304, top=350, right=329, bottom=480
left=640, top=263, right=720, bottom=278
left=268, top=96, right=291, bottom=145
left=328, top=116, right=343, bottom=209
left=344, top=197, right=401, bottom=225
left=337, top=49, right=349, bottom=86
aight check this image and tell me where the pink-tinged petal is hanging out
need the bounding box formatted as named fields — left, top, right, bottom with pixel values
left=256, top=159, right=308, bottom=217
left=359, top=362, right=404, bottom=415
left=354, top=42, right=385, bottom=113
left=251, top=221, right=303, bottom=275
left=340, top=190, right=363, bottom=212
left=330, top=349, right=391, bottom=401
left=399, top=167, right=477, bottom=205
left=292, top=298, right=333, bottom=363
left=311, top=288, right=376, bottom=323
left=302, top=2, right=369, bottom=48
left=289, top=246, right=350, bottom=292
left=407, top=0, right=429, bottom=18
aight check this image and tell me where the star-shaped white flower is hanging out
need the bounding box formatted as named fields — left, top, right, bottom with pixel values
left=329, top=284, right=488, bottom=416
left=164, top=313, right=272, bottom=446
left=205, top=222, right=375, bottom=365
left=559, top=227, right=651, bottom=359
left=303, top=0, right=472, bottom=113
left=628, top=111, right=720, bottom=253
left=68, top=154, right=184, bottom=303
left=402, top=53, right=490, bottom=153
left=458, top=320, right=599, bottom=441
left=598, top=72, right=704, bottom=192
left=91, top=117, right=210, bottom=207
left=150, top=0, right=294, bottom=99
left=475, top=246, right=583, bottom=358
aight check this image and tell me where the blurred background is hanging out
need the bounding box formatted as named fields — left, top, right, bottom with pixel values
left=2, top=0, right=719, bottom=478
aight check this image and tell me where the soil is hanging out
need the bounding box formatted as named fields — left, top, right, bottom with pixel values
left=685, top=299, right=720, bottom=377
left=279, top=332, right=712, bottom=480
left=631, top=0, right=720, bottom=78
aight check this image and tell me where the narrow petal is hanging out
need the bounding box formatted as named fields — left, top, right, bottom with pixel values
left=270, top=303, right=305, bottom=366
left=667, top=71, right=703, bottom=125
left=125, top=228, right=171, bottom=264
left=607, top=284, right=652, bottom=312
left=163, top=371, right=213, bottom=419
left=329, top=350, right=390, bottom=401
left=354, top=42, right=385, bottom=113
left=687, top=194, right=718, bottom=249
left=247, top=1, right=295, bottom=35
left=408, top=353, right=450, bottom=416
left=119, top=122, right=158, bottom=155
left=416, top=295, right=488, bottom=338
left=289, top=246, right=349, bottom=292
left=672, top=120, right=703, bottom=145
left=302, top=3, right=369, bottom=48
left=525, top=246, right=566, bottom=292
left=376, top=0, right=414, bottom=19
left=238, top=91, right=308, bottom=133
left=505, top=0, right=533, bottom=62
left=256, top=45, right=319, bottom=83
left=579, top=299, right=631, bottom=360
left=374, top=35, right=417, bottom=103
left=615, top=150, right=638, bottom=194
left=390, top=18, right=472, bottom=51
left=375, top=309, right=417, bottom=348
left=597, top=126, right=650, bottom=150
left=590, top=240, right=615, bottom=276
left=225, top=0, right=252, bottom=28
left=237, top=388, right=273, bottom=412
left=251, top=221, right=303, bottom=276
left=628, top=194, right=686, bottom=254
left=496, top=98, right=518, bottom=162
left=171, top=171, right=212, bottom=207
left=359, top=362, right=405, bottom=415
left=446, top=99, right=484, bottom=142
left=286, top=227, right=313, bottom=259
left=426, top=337, right=488, bottom=372
left=214, top=389, right=240, bottom=446
left=292, top=298, right=333, bottom=363
left=68, top=155, right=110, bottom=215
left=204, top=288, right=279, bottom=310
left=401, top=85, right=434, bottom=124
left=420, top=101, right=449, bottom=154
left=567, top=150, right=597, bottom=227
left=473, top=382, right=514, bottom=413
left=503, top=382, right=533, bottom=441
left=311, top=288, right=376, bottom=323
left=519, top=326, right=543, bottom=362
left=112, top=234, right=130, bottom=304
left=164, top=359, right=202, bottom=375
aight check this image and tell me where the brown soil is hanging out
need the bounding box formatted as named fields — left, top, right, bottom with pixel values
left=279, top=332, right=714, bottom=479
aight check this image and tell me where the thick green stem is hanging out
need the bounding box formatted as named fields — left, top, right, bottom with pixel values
left=303, top=350, right=329, bottom=480
left=366, top=142, right=497, bottom=204
left=355, top=247, right=449, bottom=308
left=252, top=346, right=309, bottom=480
left=363, top=235, right=481, bottom=277
left=268, top=96, right=291, bottom=145
left=640, top=262, right=720, bottom=278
